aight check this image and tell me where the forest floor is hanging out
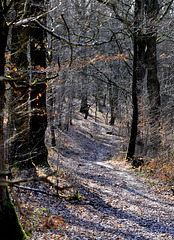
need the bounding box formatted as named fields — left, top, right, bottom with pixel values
left=16, top=110, right=174, bottom=240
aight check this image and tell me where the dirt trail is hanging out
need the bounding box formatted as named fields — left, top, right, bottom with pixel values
left=46, top=112, right=173, bottom=240
left=27, top=111, right=173, bottom=239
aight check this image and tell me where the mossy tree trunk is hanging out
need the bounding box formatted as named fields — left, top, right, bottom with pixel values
left=0, top=3, right=27, bottom=239
left=0, top=187, right=27, bottom=240
left=29, top=0, right=49, bottom=166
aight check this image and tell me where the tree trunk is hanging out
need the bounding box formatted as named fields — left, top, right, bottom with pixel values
left=9, top=1, right=33, bottom=168
left=127, top=0, right=146, bottom=159
left=79, top=4, right=89, bottom=117
left=145, top=0, right=161, bottom=153
left=0, top=4, right=27, bottom=238
left=108, top=82, right=118, bottom=126
left=47, top=33, right=56, bottom=146
left=48, top=86, right=56, bottom=146
left=30, top=82, right=48, bottom=166
left=0, top=186, right=27, bottom=240
left=146, top=35, right=161, bottom=146
left=80, top=76, right=89, bottom=115
left=29, top=0, right=49, bottom=166
left=126, top=38, right=138, bottom=159
left=9, top=84, right=33, bottom=169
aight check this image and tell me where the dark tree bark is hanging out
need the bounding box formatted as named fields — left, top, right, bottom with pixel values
left=145, top=0, right=161, bottom=152
left=0, top=3, right=27, bottom=238
left=30, top=82, right=48, bottom=166
left=80, top=77, right=89, bottom=116
left=79, top=2, right=89, bottom=119
left=108, top=82, right=118, bottom=126
left=146, top=36, right=160, bottom=122
left=127, top=0, right=161, bottom=159
left=9, top=82, right=33, bottom=169
left=49, top=88, right=56, bottom=146
left=29, top=0, right=49, bottom=166
left=127, top=0, right=147, bottom=159
left=9, top=1, right=33, bottom=169
left=126, top=38, right=138, bottom=160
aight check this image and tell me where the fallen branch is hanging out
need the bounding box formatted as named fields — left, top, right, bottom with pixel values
left=0, top=171, right=57, bottom=187
left=43, top=177, right=78, bottom=191
left=14, top=184, right=77, bottom=199
left=14, top=184, right=57, bottom=197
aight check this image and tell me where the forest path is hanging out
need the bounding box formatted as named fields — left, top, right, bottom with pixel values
left=47, top=112, right=174, bottom=240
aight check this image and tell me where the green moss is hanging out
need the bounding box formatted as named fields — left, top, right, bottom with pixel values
left=0, top=188, right=28, bottom=240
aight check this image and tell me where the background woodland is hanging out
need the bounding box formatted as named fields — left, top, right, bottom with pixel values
left=0, top=0, right=174, bottom=239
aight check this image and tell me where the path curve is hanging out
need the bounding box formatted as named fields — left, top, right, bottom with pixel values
left=52, top=113, right=174, bottom=239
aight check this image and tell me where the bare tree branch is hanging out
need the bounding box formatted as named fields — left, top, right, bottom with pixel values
left=158, top=0, right=174, bottom=22
left=61, top=14, right=73, bottom=66
left=89, top=63, right=131, bottom=93
left=4, top=0, right=15, bottom=17
left=96, top=0, right=132, bottom=27
left=14, top=17, right=115, bottom=47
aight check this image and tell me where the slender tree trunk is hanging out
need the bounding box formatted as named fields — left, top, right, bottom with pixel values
left=0, top=4, right=27, bottom=238
left=80, top=75, right=89, bottom=116
left=126, top=38, right=138, bottom=159
left=47, top=33, right=56, bottom=146
left=69, top=74, right=74, bottom=125
left=108, top=82, right=118, bottom=126
left=79, top=2, right=89, bottom=118
left=108, top=81, right=115, bottom=125
left=48, top=86, right=56, bottom=146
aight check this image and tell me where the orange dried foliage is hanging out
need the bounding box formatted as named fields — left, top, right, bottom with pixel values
left=148, top=160, right=157, bottom=170
left=42, top=214, right=66, bottom=230
left=7, top=54, right=11, bottom=60
left=160, top=53, right=166, bottom=58
left=11, top=52, right=130, bottom=80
